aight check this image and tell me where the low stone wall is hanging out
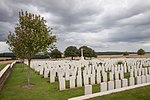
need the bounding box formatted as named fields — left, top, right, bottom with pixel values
left=68, top=82, right=150, bottom=100
left=0, top=61, right=16, bottom=91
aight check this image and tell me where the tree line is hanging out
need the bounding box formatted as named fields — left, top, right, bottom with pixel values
left=51, top=46, right=96, bottom=60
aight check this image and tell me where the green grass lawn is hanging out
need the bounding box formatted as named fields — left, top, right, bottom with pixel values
left=0, top=64, right=150, bottom=100
left=90, top=85, right=150, bottom=100
left=0, top=64, right=84, bottom=100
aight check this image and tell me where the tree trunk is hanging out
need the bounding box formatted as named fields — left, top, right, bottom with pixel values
left=22, top=59, right=24, bottom=71
left=28, top=58, right=31, bottom=85
left=71, top=56, right=73, bottom=60
left=21, top=59, right=25, bottom=72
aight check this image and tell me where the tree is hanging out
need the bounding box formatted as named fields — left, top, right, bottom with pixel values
left=64, top=46, right=79, bottom=60
left=7, top=10, right=56, bottom=85
left=50, top=49, right=62, bottom=59
left=137, top=48, right=145, bottom=57
left=79, top=46, right=96, bottom=59
left=123, top=51, right=129, bottom=57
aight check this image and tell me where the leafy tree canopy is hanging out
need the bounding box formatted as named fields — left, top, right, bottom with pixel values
left=123, top=51, right=129, bottom=56
left=137, top=48, right=145, bottom=56
left=7, top=10, right=56, bottom=84
left=79, top=46, right=96, bottom=59
left=50, top=49, right=62, bottom=59
left=64, top=46, right=79, bottom=60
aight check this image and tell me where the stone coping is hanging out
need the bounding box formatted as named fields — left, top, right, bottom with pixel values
left=68, top=82, right=150, bottom=100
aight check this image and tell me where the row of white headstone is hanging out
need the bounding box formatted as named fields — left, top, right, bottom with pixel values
left=24, top=58, right=150, bottom=91
left=85, top=74, right=150, bottom=95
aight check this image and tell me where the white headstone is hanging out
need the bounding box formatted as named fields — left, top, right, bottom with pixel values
left=84, top=85, right=92, bottom=95
left=83, top=75, right=89, bottom=85
left=141, top=75, right=146, bottom=83
left=70, top=76, right=75, bottom=88
left=100, top=82, right=107, bottom=92
left=108, top=81, right=114, bottom=90
left=109, top=72, right=114, bottom=81
left=146, top=75, right=150, bottom=82
left=102, top=72, right=107, bottom=82
left=59, top=78, right=66, bottom=90
left=122, top=78, right=128, bottom=87
left=115, top=72, right=119, bottom=80
left=90, top=74, right=95, bottom=85
left=77, top=75, right=82, bottom=87
left=96, top=73, right=101, bottom=84
left=137, top=76, right=142, bottom=84
left=115, top=80, right=121, bottom=89
left=129, top=77, right=135, bottom=86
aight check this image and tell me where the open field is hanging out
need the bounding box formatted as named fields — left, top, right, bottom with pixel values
left=97, top=53, right=150, bottom=58
left=0, top=63, right=150, bottom=100
left=0, top=60, right=17, bottom=65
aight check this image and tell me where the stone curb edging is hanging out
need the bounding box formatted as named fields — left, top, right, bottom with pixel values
left=68, top=82, right=150, bottom=100
left=0, top=61, right=16, bottom=91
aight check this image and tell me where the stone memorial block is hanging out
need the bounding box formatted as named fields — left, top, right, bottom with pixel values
left=50, top=74, right=55, bottom=83
left=84, top=85, right=92, bottom=95
left=148, top=67, right=150, bottom=74
left=90, top=75, right=95, bottom=85
left=77, top=75, right=82, bottom=87
left=109, top=72, right=114, bottom=81
left=145, top=68, right=148, bottom=75
left=84, top=75, right=89, bottom=85
left=40, top=68, right=43, bottom=75
left=115, top=72, right=119, bottom=80
left=130, top=69, right=133, bottom=77
left=115, top=80, right=121, bottom=89
left=65, top=71, right=69, bottom=80
left=108, top=81, right=114, bottom=90
left=122, top=78, right=128, bottom=87
left=120, top=71, right=124, bottom=79
left=142, top=75, right=146, bottom=83
left=59, top=78, right=66, bottom=90
left=100, top=82, right=107, bottom=92
left=146, top=75, right=150, bottom=82
left=129, top=77, right=135, bottom=86
left=134, top=69, right=137, bottom=77
left=70, top=76, right=75, bottom=88
left=44, top=70, right=49, bottom=78
left=102, top=72, right=107, bottom=82
left=96, top=73, right=101, bottom=84
left=142, top=68, right=145, bottom=75
left=138, top=69, right=142, bottom=76
left=137, top=76, right=142, bottom=84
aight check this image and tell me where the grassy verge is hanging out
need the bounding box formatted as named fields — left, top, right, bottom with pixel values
left=90, top=85, right=150, bottom=100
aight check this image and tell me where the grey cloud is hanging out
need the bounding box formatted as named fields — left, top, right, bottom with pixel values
left=0, top=0, right=150, bottom=52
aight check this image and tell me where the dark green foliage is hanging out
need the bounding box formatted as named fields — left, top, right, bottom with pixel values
left=79, top=46, right=96, bottom=59
left=96, top=52, right=137, bottom=55
left=50, top=49, right=62, bottom=59
left=64, top=46, right=79, bottom=60
left=137, top=49, right=145, bottom=56
left=32, top=54, right=49, bottom=59
left=123, top=51, right=129, bottom=56
left=0, top=53, right=16, bottom=57
left=117, top=61, right=124, bottom=65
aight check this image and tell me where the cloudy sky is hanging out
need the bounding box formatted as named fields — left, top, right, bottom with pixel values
left=0, top=0, right=150, bottom=53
